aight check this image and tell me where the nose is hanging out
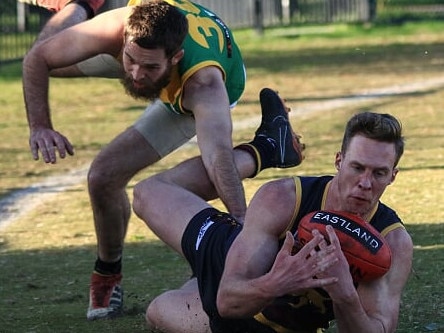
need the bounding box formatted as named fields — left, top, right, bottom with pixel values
left=358, top=172, right=372, bottom=190
left=130, top=64, right=145, bottom=81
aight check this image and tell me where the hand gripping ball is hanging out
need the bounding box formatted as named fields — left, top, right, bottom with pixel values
left=297, top=210, right=392, bottom=283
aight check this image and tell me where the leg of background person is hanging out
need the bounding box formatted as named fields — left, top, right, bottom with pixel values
left=87, top=99, right=199, bottom=320
left=86, top=126, right=161, bottom=320
left=34, top=2, right=90, bottom=43
left=147, top=278, right=210, bottom=333
left=88, top=127, right=161, bottom=263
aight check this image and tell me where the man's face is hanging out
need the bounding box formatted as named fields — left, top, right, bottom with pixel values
left=335, top=135, right=398, bottom=216
left=121, top=40, right=173, bottom=101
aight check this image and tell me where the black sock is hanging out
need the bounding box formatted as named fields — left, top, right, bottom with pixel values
left=235, top=136, right=276, bottom=177
left=94, top=257, right=122, bottom=275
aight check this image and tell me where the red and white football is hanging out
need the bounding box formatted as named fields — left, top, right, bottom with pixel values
left=297, top=210, right=392, bottom=283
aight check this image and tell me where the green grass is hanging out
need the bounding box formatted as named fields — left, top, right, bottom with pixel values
left=1, top=21, right=444, bottom=332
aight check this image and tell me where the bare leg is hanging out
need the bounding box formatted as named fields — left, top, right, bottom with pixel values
left=88, top=127, right=161, bottom=262
left=132, top=149, right=255, bottom=254
left=147, top=278, right=210, bottom=333
left=132, top=150, right=254, bottom=330
left=34, top=2, right=89, bottom=43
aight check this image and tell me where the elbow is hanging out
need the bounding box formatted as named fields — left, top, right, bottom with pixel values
left=216, top=290, right=244, bottom=318
left=23, top=45, right=51, bottom=74
left=216, top=291, right=256, bottom=319
left=216, top=292, right=232, bottom=318
left=23, top=44, right=39, bottom=66
left=22, top=52, right=33, bottom=72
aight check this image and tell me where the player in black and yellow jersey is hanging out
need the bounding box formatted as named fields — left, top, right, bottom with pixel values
left=134, top=111, right=412, bottom=333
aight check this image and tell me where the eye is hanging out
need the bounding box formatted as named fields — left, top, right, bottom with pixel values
left=124, top=54, right=134, bottom=64
left=374, top=169, right=389, bottom=178
left=123, top=50, right=136, bottom=63
left=352, top=164, right=364, bottom=172
left=143, top=65, right=160, bottom=71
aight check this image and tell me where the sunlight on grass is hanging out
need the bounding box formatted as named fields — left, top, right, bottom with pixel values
left=413, top=244, right=444, bottom=250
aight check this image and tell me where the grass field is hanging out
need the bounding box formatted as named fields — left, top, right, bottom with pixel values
left=1, top=21, right=443, bottom=332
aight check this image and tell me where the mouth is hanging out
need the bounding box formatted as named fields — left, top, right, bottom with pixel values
left=132, top=81, right=145, bottom=89
left=350, top=195, right=369, bottom=203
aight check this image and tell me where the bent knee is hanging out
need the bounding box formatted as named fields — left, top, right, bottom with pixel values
left=146, top=296, right=167, bottom=331
left=145, top=300, right=156, bottom=328
left=146, top=289, right=209, bottom=333
left=132, top=177, right=157, bottom=217
left=88, top=161, right=129, bottom=193
left=132, top=181, right=145, bottom=217
left=87, top=167, right=113, bottom=193
left=133, top=173, right=169, bottom=209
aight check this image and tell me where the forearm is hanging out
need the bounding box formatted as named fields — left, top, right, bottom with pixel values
left=217, top=272, right=276, bottom=318
left=217, top=232, right=288, bottom=318
left=23, top=51, right=52, bottom=130
left=333, top=293, right=386, bottom=333
left=187, top=70, right=247, bottom=219
left=210, top=148, right=247, bottom=220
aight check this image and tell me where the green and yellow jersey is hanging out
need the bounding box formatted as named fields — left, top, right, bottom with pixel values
left=127, top=0, right=245, bottom=114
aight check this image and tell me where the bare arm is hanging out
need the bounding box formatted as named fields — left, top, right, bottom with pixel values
left=182, top=66, right=246, bottom=221
left=321, top=227, right=413, bottom=332
left=22, top=7, right=129, bottom=163
left=216, top=179, right=338, bottom=317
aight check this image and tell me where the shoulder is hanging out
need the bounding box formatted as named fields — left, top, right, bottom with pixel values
left=386, top=227, right=413, bottom=258
left=255, top=177, right=296, bottom=200
left=371, top=203, right=404, bottom=235
left=183, top=66, right=224, bottom=88
left=72, top=7, right=129, bottom=38
left=380, top=227, right=413, bottom=290
left=245, top=178, right=297, bottom=235
left=93, top=6, right=132, bottom=22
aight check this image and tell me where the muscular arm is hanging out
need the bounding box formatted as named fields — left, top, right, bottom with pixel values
left=323, top=227, right=413, bottom=332
left=22, top=7, right=128, bottom=163
left=216, top=179, right=338, bottom=317
left=182, top=66, right=246, bottom=220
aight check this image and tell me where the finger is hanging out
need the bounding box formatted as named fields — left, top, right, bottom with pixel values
left=45, top=145, right=58, bottom=164
left=281, top=231, right=295, bottom=255
left=317, top=233, right=329, bottom=251
left=40, top=141, right=57, bottom=164
left=298, top=232, right=323, bottom=258
left=309, top=229, right=324, bottom=256
left=310, top=230, right=318, bottom=256
left=311, top=276, right=338, bottom=288
left=30, top=140, right=40, bottom=160
left=314, top=251, right=338, bottom=272
left=52, top=134, right=70, bottom=159
left=32, top=135, right=52, bottom=163
left=52, top=133, right=74, bottom=159
left=63, top=137, right=75, bottom=156
left=325, top=225, right=340, bottom=247
left=38, top=142, right=52, bottom=163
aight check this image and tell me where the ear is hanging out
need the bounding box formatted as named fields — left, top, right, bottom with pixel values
left=389, top=168, right=399, bottom=184
left=171, top=49, right=184, bottom=65
left=334, top=151, right=342, bottom=170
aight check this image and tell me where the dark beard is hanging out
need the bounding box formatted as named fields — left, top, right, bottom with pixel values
left=119, top=67, right=172, bottom=102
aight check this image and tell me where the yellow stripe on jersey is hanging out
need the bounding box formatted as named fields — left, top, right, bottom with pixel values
left=279, top=177, right=303, bottom=239
left=381, top=222, right=405, bottom=237
left=254, top=312, right=323, bottom=333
